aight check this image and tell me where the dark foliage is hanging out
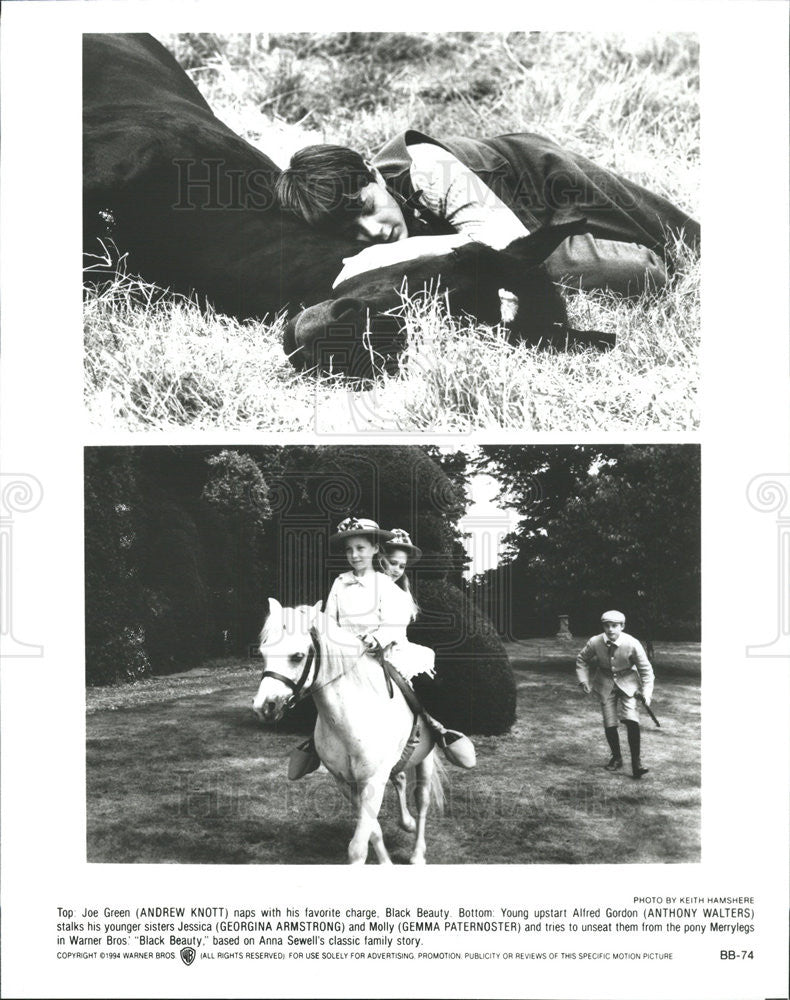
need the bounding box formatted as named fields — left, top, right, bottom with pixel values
left=84, top=449, right=149, bottom=684
left=410, top=580, right=516, bottom=735
left=474, top=445, right=700, bottom=640
left=250, top=445, right=469, bottom=604
left=85, top=445, right=518, bottom=737
left=85, top=447, right=277, bottom=683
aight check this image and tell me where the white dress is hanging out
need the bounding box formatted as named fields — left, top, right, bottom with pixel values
left=324, top=570, right=435, bottom=681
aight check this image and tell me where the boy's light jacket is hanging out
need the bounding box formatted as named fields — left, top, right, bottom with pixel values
left=575, top=632, right=655, bottom=702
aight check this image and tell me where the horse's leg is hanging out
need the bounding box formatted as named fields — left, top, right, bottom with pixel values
left=390, top=771, right=417, bottom=833
left=348, top=777, right=391, bottom=866
left=409, top=752, right=434, bottom=865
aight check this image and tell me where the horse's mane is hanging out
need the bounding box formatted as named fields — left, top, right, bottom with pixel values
left=312, top=611, right=373, bottom=686
left=260, top=602, right=320, bottom=646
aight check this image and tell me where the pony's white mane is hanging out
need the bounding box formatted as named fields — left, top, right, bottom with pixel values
left=311, top=612, right=374, bottom=685
left=260, top=601, right=318, bottom=646
left=260, top=603, right=363, bottom=680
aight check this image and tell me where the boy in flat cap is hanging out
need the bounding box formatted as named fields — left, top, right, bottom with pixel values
left=575, top=610, right=655, bottom=779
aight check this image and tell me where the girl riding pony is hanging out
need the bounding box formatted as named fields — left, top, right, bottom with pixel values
left=288, top=517, right=475, bottom=778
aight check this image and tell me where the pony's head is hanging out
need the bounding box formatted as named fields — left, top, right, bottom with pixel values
left=252, top=597, right=323, bottom=722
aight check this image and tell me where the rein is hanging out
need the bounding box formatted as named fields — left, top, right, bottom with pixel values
left=259, top=626, right=321, bottom=709
left=260, top=625, right=405, bottom=708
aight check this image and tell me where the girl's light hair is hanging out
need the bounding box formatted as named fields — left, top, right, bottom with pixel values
left=378, top=554, right=419, bottom=621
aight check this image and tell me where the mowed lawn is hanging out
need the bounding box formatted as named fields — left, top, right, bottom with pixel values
left=86, top=643, right=700, bottom=865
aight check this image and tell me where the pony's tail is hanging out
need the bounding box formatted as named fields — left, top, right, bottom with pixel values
left=429, top=752, right=448, bottom=814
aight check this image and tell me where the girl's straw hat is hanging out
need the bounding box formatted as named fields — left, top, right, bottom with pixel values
left=330, top=517, right=395, bottom=548
left=383, top=527, right=422, bottom=562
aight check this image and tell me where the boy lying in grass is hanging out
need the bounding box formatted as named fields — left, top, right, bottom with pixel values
left=275, top=129, right=700, bottom=361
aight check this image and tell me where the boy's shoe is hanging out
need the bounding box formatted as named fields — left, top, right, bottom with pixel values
left=605, top=755, right=623, bottom=771
left=436, top=730, right=476, bottom=769
left=288, top=738, right=321, bottom=780
left=632, top=760, right=649, bottom=779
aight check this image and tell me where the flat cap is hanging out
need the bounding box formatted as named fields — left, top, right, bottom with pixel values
left=601, top=610, right=626, bottom=624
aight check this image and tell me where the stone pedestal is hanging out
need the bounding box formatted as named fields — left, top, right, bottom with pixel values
left=556, top=614, right=573, bottom=642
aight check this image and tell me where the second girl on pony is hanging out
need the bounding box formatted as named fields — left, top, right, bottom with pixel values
left=288, top=517, right=475, bottom=779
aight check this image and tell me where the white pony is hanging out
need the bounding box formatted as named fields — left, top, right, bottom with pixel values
left=252, top=598, right=444, bottom=865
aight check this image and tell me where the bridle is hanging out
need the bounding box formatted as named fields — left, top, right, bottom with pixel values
left=259, top=625, right=321, bottom=710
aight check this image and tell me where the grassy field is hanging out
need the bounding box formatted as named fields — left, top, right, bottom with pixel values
left=86, top=643, right=700, bottom=865
left=84, top=32, right=699, bottom=432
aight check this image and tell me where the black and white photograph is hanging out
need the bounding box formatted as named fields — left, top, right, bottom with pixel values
left=2, top=1, right=789, bottom=998
left=83, top=30, right=700, bottom=432
left=85, top=444, right=700, bottom=866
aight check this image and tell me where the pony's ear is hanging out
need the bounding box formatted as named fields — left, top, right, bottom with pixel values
left=504, top=217, right=589, bottom=268
left=261, top=597, right=284, bottom=646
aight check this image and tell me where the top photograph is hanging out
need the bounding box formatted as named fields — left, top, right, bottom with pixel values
left=83, top=31, right=700, bottom=433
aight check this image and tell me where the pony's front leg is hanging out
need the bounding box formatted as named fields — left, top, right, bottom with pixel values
left=348, top=777, right=391, bottom=865
left=409, top=754, right=434, bottom=865
left=390, top=771, right=417, bottom=833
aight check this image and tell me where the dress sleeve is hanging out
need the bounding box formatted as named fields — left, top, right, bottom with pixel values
left=408, top=141, right=530, bottom=249
left=324, top=577, right=341, bottom=627
left=371, top=575, right=410, bottom=649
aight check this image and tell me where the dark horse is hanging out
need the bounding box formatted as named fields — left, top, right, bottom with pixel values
left=84, top=34, right=612, bottom=376
left=83, top=33, right=357, bottom=319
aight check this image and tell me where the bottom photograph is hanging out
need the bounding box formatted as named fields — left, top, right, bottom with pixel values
left=85, top=443, right=700, bottom=866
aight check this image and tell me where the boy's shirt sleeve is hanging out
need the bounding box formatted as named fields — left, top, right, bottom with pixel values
left=408, top=142, right=530, bottom=250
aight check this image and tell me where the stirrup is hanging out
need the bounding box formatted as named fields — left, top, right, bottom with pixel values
left=288, top=738, right=321, bottom=781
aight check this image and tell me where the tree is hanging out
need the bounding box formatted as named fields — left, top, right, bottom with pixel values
left=541, top=446, right=700, bottom=638
left=476, top=445, right=621, bottom=545
left=85, top=444, right=520, bottom=726
left=84, top=448, right=149, bottom=683
left=255, top=445, right=516, bottom=734
left=474, top=445, right=700, bottom=639
left=201, top=450, right=273, bottom=651
left=411, top=579, right=516, bottom=734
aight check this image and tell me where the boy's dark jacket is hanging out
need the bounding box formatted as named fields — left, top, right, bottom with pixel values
left=373, top=129, right=700, bottom=253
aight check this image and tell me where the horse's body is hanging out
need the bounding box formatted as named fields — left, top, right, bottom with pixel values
left=83, top=33, right=357, bottom=319
left=252, top=599, right=442, bottom=864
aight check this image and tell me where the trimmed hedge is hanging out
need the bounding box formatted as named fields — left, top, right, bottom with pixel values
left=409, top=579, right=516, bottom=735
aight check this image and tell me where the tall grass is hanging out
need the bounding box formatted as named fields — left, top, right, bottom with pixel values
left=85, top=32, right=699, bottom=431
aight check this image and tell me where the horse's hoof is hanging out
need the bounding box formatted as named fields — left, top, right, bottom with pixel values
left=409, top=854, right=426, bottom=865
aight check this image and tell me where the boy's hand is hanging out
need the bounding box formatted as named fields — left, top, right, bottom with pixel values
left=361, top=633, right=380, bottom=651
left=333, top=234, right=471, bottom=287
left=579, top=682, right=592, bottom=694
